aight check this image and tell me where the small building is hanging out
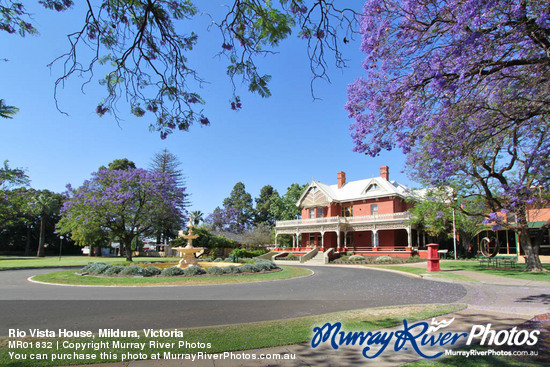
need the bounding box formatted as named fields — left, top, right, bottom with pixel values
left=275, top=166, right=425, bottom=258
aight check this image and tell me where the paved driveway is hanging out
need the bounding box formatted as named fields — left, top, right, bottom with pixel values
left=0, top=265, right=466, bottom=335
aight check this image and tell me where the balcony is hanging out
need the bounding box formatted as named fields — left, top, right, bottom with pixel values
left=275, top=211, right=411, bottom=228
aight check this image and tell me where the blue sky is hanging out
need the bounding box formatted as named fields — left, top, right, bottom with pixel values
left=0, top=1, right=412, bottom=214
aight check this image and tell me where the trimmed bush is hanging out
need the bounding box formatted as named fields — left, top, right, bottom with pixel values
left=375, top=256, right=393, bottom=263
left=87, top=263, right=111, bottom=274
left=239, top=264, right=260, bottom=273
left=143, top=266, right=162, bottom=277
left=254, top=259, right=278, bottom=270
left=184, top=265, right=206, bottom=276
left=161, top=266, right=185, bottom=276
left=206, top=266, right=224, bottom=275
left=104, top=265, right=125, bottom=275
left=349, top=255, right=365, bottom=262
left=119, top=265, right=144, bottom=276
left=254, top=262, right=272, bottom=271
left=223, top=265, right=241, bottom=274
left=214, top=258, right=224, bottom=262
left=230, top=248, right=269, bottom=259
left=96, top=264, right=113, bottom=274
left=80, top=263, right=96, bottom=273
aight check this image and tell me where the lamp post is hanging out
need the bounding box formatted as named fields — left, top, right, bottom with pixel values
left=452, top=208, right=457, bottom=260
left=59, top=235, right=64, bottom=261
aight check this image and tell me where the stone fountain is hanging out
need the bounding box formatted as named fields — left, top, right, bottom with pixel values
left=173, top=217, right=204, bottom=269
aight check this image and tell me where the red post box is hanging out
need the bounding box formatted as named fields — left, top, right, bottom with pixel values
left=427, top=243, right=440, bottom=271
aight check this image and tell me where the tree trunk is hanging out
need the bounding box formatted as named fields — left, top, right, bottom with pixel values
left=24, top=225, right=31, bottom=256
left=88, top=243, right=93, bottom=257
left=124, top=239, right=133, bottom=262
left=36, top=216, right=46, bottom=257
left=516, top=205, right=543, bottom=272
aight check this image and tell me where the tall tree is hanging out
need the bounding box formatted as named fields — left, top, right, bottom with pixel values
left=222, top=182, right=254, bottom=232
left=1, top=1, right=359, bottom=138
left=254, top=185, right=279, bottom=227
left=0, top=161, right=30, bottom=230
left=31, top=190, right=64, bottom=257
left=58, top=168, right=186, bottom=261
left=269, top=183, right=307, bottom=221
left=99, top=158, right=136, bottom=171
left=205, top=207, right=243, bottom=233
left=0, top=160, right=29, bottom=189
left=149, top=149, right=185, bottom=186
left=190, top=210, right=204, bottom=226
left=149, top=149, right=189, bottom=242
left=347, top=0, right=550, bottom=271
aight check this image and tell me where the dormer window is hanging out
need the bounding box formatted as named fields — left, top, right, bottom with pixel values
left=366, top=183, right=379, bottom=192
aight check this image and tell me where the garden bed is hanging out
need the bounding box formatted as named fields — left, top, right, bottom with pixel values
left=332, top=255, right=425, bottom=265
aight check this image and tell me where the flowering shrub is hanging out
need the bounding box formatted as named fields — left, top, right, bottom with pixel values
left=349, top=255, right=365, bottom=262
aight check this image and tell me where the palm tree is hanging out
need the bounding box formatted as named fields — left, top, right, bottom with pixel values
left=32, top=191, right=61, bottom=257
left=191, top=210, right=204, bottom=226
left=0, top=99, right=18, bottom=119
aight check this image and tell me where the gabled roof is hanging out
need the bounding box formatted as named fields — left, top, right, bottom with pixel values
left=297, top=176, right=410, bottom=207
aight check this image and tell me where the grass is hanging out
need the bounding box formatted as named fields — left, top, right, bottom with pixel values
left=439, top=260, right=550, bottom=282
left=0, top=303, right=466, bottom=366
left=374, top=266, right=480, bottom=282
left=31, top=266, right=312, bottom=286
left=0, top=256, right=179, bottom=270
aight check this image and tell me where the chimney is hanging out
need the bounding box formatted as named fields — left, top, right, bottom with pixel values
left=337, top=171, right=346, bottom=188
left=380, top=166, right=389, bottom=181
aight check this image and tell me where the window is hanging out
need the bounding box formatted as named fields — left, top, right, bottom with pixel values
left=371, top=204, right=378, bottom=215
left=366, top=183, right=379, bottom=192
left=316, top=207, right=324, bottom=218
left=341, top=205, right=353, bottom=217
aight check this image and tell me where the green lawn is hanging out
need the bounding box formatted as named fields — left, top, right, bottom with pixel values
left=439, top=260, right=550, bottom=282
left=374, top=266, right=480, bottom=282
left=0, top=256, right=179, bottom=270
left=0, top=303, right=465, bottom=366
left=31, top=266, right=312, bottom=286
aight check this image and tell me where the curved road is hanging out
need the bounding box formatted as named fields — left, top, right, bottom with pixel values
left=0, top=265, right=466, bottom=335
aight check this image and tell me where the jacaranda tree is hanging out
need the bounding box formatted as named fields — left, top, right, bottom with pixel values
left=346, top=0, right=550, bottom=271
left=2, top=1, right=359, bottom=138
left=58, top=168, right=187, bottom=261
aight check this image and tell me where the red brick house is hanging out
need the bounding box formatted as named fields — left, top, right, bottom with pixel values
left=275, top=166, right=424, bottom=258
